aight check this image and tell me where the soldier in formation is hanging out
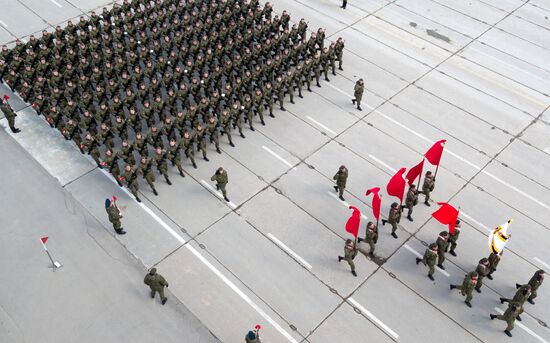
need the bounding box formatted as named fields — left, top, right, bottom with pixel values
left=0, top=0, right=343, bottom=200
left=357, top=221, right=377, bottom=257
left=381, top=202, right=400, bottom=239
left=450, top=271, right=478, bottom=308
left=517, top=269, right=544, bottom=304
left=416, top=243, right=437, bottom=281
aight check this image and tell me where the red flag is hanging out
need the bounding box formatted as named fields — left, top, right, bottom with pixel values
left=40, top=236, right=48, bottom=245
left=406, top=160, right=424, bottom=186
left=386, top=168, right=407, bottom=202
left=425, top=140, right=446, bottom=166
left=366, top=187, right=381, bottom=221
left=432, top=202, right=459, bottom=234
left=345, top=205, right=361, bottom=238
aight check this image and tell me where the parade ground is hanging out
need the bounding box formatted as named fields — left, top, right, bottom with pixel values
left=0, top=0, right=549, bottom=342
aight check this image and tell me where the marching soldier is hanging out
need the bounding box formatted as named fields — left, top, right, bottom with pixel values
left=474, top=257, right=490, bottom=293
left=245, top=325, right=262, bottom=343
left=338, top=239, right=358, bottom=277
left=211, top=167, right=230, bottom=202
left=139, top=156, right=158, bottom=196
left=144, top=268, right=169, bottom=305
left=436, top=231, right=449, bottom=270
left=500, top=284, right=530, bottom=323
left=487, top=252, right=502, bottom=280
left=381, top=202, right=401, bottom=239
left=119, top=164, right=141, bottom=203
left=1, top=95, right=20, bottom=133
left=351, top=78, right=364, bottom=111
left=166, top=139, right=185, bottom=178
left=333, top=165, right=348, bottom=201
left=403, top=184, right=418, bottom=221
left=422, top=171, right=435, bottom=206
left=182, top=130, right=198, bottom=169
left=101, top=149, right=122, bottom=186
left=153, top=147, right=171, bottom=185
left=517, top=269, right=545, bottom=304
left=450, top=272, right=478, bottom=308
left=80, top=132, right=101, bottom=167
left=105, top=197, right=125, bottom=235
left=334, top=37, right=345, bottom=70
left=416, top=243, right=437, bottom=281
left=358, top=221, right=377, bottom=257
left=449, top=220, right=461, bottom=256
left=490, top=302, right=522, bottom=337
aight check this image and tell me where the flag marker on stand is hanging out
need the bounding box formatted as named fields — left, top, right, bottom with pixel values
left=40, top=236, right=62, bottom=270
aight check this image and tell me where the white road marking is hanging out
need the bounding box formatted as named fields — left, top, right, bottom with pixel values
left=324, top=81, right=354, bottom=98
left=377, top=111, right=550, bottom=211
left=348, top=297, right=399, bottom=340
left=544, top=147, right=550, bottom=154
left=262, top=145, right=297, bottom=170
left=99, top=169, right=185, bottom=244
left=49, top=0, right=63, bottom=7
left=0, top=20, right=8, bottom=28
left=368, top=154, right=397, bottom=173
left=99, top=169, right=298, bottom=343
left=403, top=244, right=450, bottom=277
left=306, top=115, right=336, bottom=135
left=327, top=191, right=368, bottom=220
left=493, top=307, right=548, bottom=343
left=267, top=233, right=312, bottom=269
left=533, top=257, right=550, bottom=270
left=200, top=180, right=237, bottom=209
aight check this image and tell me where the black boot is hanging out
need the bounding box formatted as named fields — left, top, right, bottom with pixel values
left=475, top=287, right=481, bottom=293
left=261, top=120, right=265, bottom=126
left=450, top=250, right=457, bottom=257
left=516, top=315, right=522, bottom=322
left=216, top=148, right=222, bottom=154
left=407, top=215, right=413, bottom=222
left=357, top=237, right=363, bottom=243
left=487, top=273, right=493, bottom=280
left=339, top=195, right=345, bottom=201
left=499, top=297, right=506, bottom=304
left=204, top=156, right=209, bottom=161
left=381, top=219, right=387, bottom=226
left=450, top=285, right=456, bottom=290
left=490, top=314, right=496, bottom=320
left=270, top=113, right=275, bottom=118
left=115, top=229, right=126, bottom=235
left=166, top=179, right=172, bottom=185
left=391, top=232, right=398, bottom=239
left=428, top=274, right=434, bottom=281
left=351, top=270, right=357, bottom=277
left=333, top=186, right=338, bottom=192
left=280, top=107, right=286, bottom=111
left=224, top=196, right=230, bottom=202
left=250, top=127, right=255, bottom=131
left=192, top=162, right=198, bottom=169
left=464, top=301, right=472, bottom=308
left=290, top=100, right=295, bottom=104
left=136, top=196, right=141, bottom=203
left=357, top=106, right=362, bottom=111
left=528, top=299, right=535, bottom=304
left=240, top=132, right=246, bottom=138
left=425, top=201, right=431, bottom=206
left=415, top=257, right=421, bottom=265
left=437, top=263, right=445, bottom=270
left=504, top=330, right=512, bottom=337
left=316, top=82, right=321, bottom=87
left=153, top=189, right=158, bottom=196
left=338, top=256, right=343, bottom=262
left=229, top=141, right=235, bottom=147
left=162, top=298, right=167, bottom=305
left=352, top=99, right=356, bottom=104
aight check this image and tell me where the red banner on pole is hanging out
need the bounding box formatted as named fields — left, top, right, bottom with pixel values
left=406, top=160, right=424, bottom=186
left=365, top=187, right=381, bottom=221
left=425, top=140, right=446, bottom=166
left=432, top=203, right=459, bottom=234
left=386, top=168, right=407, bottom=202
left=345, top=206, right=361, bottom=238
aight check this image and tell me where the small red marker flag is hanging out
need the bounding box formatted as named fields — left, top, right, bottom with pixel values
left=40, top=236, right=48, bottom=245
left=424, top=140, right=446, bottom=166
left=345, top=205, right=361, bottom=238
left=366, top=187, right=381, bottom=221
left=432, top=202, right=459, bottom=234
left=386, top=168, right=407, bottom=202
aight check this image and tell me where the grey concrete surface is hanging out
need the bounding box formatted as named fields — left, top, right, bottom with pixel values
left=0, top=130, right=218, bottom=343
left=1, top=0, right=550, bottom=342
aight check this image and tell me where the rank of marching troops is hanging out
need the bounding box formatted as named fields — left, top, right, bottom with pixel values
left=0, top=0, right=346, bottom=201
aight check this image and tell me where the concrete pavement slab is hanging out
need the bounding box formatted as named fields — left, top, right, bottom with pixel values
left=431, top=0, right=508, bottom=25
left=239, top=187, right=377, bottom=296
left=255, top=104, right=330, bottom=159
left=198, top=212, right=343, bottom=336
left=479, top=28, right=550, bottom=73
left=0, top=1, right=46, bottom=37
left=295, top=0, right=371, bottom=25
left=358, top=16, right=452, bottom=68
left=395, top=0, right=490, bottom=38
left=519, top=121, right=550, bottom=150
left=530, top=0, right=550, bottom=12
left=1, top=108, right=95, bottom=186
left=514, top=4, right=550, bottom=30
left=363, top=104, right=492, bottom=180
left=459, top=42, right=550, bottom=97
left=497, top=15, right=550, bottom=50
left=352, top=270, right=479, bottom=343
left=336, top=25, right=431, bottom=82
left=347, top=0, right=393, bottom=14
left=66, top=0, right=112, bottom=12
left=437, top=56, right=549, bottom=117
left=479, top=0, right=526, bottom=12
left=376, top=4, right=473, bottom=52
left=307, top=302, right=394, bottom=343
left=17, top=0, right=83, bottom=26
left=391, top=85, right=514, bottom=157
left=0, top=26, right=13, bottom=44
left=495, top=139, right=550, bottom=189
left=470, top=160, right=550, bottom=227
left=415, top=68, right=534, bottom=135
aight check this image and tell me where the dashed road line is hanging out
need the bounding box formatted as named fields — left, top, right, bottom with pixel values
left=327, top=191, right=368, bottom=220
left=306, top=115, right=337, bottom=135
left=0, top=20, right=8, bottom=28
left=348, top=297, right=399, bottom=340
left=267, top=233, right=312, bottom=269
left=49, top=0, right=63, bottom=7
left=200, top=179, right=237, bottom=209
left=262, top=145, right=297, bottom=170
left=368, top=154, right=397, bottom=173
left=533, top=257, right=550, bottom=270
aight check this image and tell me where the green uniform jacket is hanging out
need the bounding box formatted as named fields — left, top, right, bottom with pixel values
left=422, top=177, right=434, bottom=193
left=106, top=206, right=121, bottom=223
left=528, top=275, right=543, bottom=292
left=0, top=103, right=16, bottom=121
left=354, top=83, right=364, bottom=100
left=436, top=236, right=449, bottom=253
left=460, top=273, right=476, bottom=294
left=422, top=249, right=437, bottom=266
left=405, top=188, right=418, bottom=207
left=144, top=273, right=168, bottom=291
left=211, top=171, right=228, bottom=186
left=333, top=170, right=348, bottom=188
